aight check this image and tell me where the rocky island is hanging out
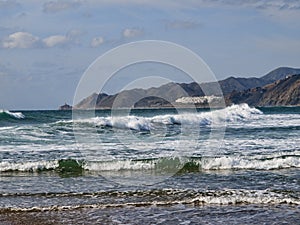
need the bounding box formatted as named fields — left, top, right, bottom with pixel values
left=59, top=103, right=72, bottom=110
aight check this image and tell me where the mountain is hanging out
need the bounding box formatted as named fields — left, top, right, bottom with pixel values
left=218, top=77, right=266, bottom=95
left=75, top=93, right=100, bottom=109
left=74, top=67, right=300, bottom=109
left=226, top=74, right=300, bottom=106
left=216, top=67, right=300, bottom=95
left=261, top=67, right=300, bottom=82
left=75, top=82, right=205, bottom=109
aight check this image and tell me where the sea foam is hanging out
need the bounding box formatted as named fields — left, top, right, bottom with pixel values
left=200, top=154, right=300, bottom=170
left=1, top=189, right=299, bottom=213
left=0, top=160, right=58, bottom=172
left=72, top=104, right=262, bottom=131
left=0, top=152, right=299, bottom=173
left=0, top=110, right=25, bottom=119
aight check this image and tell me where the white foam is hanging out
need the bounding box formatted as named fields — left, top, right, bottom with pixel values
left=84, top=151, right=300, bottom=172
left=200, top=154, right=300, bottom=170
left=2, top=189, right=299, bottom=213
left=1, top=153, right=298, bottom=173
left=0, top=126, right=13, bottom=131
left=0, top=160, right=58, bottom=172
left=85, top=160, right=155, bottom=171
left=0, top=110, right=25, bottom=119
left=110, top=116, right=151, bottom=131
left=72, top=104, right=262, bottom=131
left=190, top=189, right=300, bottom=205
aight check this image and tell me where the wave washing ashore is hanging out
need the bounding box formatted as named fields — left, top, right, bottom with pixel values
left=0, top=104, right=299, bottom=224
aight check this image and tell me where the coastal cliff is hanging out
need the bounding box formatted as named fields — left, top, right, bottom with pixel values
left=226, top=75, right=300, bottom=106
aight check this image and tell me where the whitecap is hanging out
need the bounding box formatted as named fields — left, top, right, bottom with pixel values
left=0, top=109, right=25, bottom=119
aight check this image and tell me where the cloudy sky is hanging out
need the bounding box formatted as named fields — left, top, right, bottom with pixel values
left=0, top=0, right=300, bottom=109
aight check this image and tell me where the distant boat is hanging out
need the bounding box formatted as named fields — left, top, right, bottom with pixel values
left=59, top=103, right=72, bottom=110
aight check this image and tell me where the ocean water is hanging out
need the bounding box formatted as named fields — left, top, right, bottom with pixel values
left=0, top=104, right=299, bottom=224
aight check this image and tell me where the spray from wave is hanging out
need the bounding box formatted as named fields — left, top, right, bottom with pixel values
left=71, top=104, right=262, bottom=131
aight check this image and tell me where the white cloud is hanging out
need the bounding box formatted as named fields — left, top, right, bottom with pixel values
left=1, top=32, right=39, bottom=49
left=43, top=0, right=82, bottom=13
left=1, top=31, right=78, bottom=49
left=90, top=36, right=104, bottom=47
left=42, top=35, right=69, bottom=47
left=122, top=28, right=143, bottom=38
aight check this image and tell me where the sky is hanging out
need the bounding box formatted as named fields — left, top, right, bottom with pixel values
left=0, top=0, right=300, bottom=109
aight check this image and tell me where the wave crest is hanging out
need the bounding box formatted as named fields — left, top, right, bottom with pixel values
left=1, top=152, right=299, bottom=173
left=0, top=110, right=25, bottom=120
left=71, top=104, right=262, bottom=131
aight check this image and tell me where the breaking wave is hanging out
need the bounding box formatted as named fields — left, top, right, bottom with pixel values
left=0, top=110, right=25, bottom=120
left=70, top=104, right=262, bottom=131
left=1, top=151, right=299, bottom=173
left=0, top=160, right=58, bottom=172
left=85, top=153, right=300, bottom=172
left=0, top=159, right=82, bottom=173
left=0, top=189, right=299, bottom=213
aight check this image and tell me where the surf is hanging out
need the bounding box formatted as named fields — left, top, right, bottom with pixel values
left=0, top=188, right=299, bottom=214
left=1, top=151, right=299, bottom=174
left=70, top=104, right=263, bottom=131
left=0, top=110, right=25, bottom=120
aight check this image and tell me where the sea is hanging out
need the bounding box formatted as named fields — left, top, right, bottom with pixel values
left=0, top=104, right=299, bottom=224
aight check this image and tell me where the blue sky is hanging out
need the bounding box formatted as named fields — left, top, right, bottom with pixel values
left=0, top=0, right=300, bottom=109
